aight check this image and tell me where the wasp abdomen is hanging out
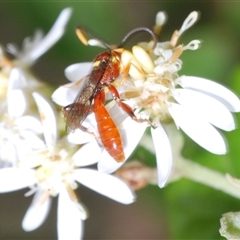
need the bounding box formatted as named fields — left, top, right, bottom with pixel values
left=94, top=95, right=125, bottom=162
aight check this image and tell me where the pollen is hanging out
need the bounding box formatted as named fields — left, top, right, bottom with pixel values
left=35, top=150, right=76, bottom=196
left=132, top=46, right=154, bottom=73
left=121, top=50, right=145, bottom=80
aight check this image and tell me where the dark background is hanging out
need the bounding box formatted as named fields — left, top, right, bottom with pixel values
left=1, top=1, right=240, bottom=239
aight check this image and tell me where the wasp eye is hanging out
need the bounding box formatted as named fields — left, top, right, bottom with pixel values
left=62, top=104, right=73, bottom=115
left=63, top=105, right=70, bottom=112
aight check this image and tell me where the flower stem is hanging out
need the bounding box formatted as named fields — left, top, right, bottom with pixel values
left=170, top=158, right=240, bottom=199
left=141, top=125, right=240, bottom=199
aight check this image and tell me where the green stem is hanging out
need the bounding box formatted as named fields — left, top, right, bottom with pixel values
left=141, top=124, right=240, bottom=199
left=170, top=158, right=240, bottom=199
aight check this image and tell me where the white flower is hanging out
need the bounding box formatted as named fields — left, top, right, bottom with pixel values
left=0, top=8, right=72, bottom=167
left=7, top=8, right=72, bottom=67
left=0, top=70, right=45, bottom=168
left=0, top=92, right=135, bottom=239
left=0, top=8, right=72, bottom=102
left=52, top=11, right=240, bottom=189
left=52, top=62, right=148, bottom=172
left=0, top=115, right=44, bottom=168
left=118, top=11, right=240, bottom=187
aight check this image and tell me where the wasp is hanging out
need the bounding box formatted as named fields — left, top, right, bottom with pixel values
left=63, top=26, right=157, bottom=162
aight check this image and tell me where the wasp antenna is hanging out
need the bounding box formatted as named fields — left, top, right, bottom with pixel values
left=76, top=26, right=112, bottom=49
left=119, top=27, right=157, bottom=52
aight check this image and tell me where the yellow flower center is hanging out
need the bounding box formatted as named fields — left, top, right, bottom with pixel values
left=35, top=149, right=77, bottom=196
left=121, top=47, right=178, bottom=123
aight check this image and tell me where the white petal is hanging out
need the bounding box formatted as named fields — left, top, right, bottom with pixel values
left=52, top=81, right=83, bottom=106
left=52, top=72, right=93, bottom=107
left=8, top=67, right=27, bottom=90
left=107, top=101, right=129, bottom=126
left=67, top=128, right=95, bottom=145
left=97, top=151, right=124, bottom=174
left=74, top=168, right=135, bottom=204
left=172, top=88, right=235, bottom=131
left=7, top=90, right=26, bottom=117
left=0, top=168, right=36, bottom=192
left=20, top=131, right=45, bottom=149
left=151, top=124, right=172, bottom=188
left=98, top=118, right=147, bottom=173
left=168, top=103, right=227, bottom=154
left=64, top=62, right=92, bottom=82
left=0, top=127, right=36, bottom=162
left=22, top=188, right=51, bottom=231
left=139, top=134, right=155, bottom=154
left=121, top=119, right=148, bottom=161
left=23, top=8, right=72, bottom=64
left=0, top=142, right=18, bottom=167
left=32, top=92, right=57, bottom=151
left=15, top=116, right=43, bottom=134
left=73, top=141, right=102, bottom=167
left=178, top=76, right=240, bottom=112
left=66, top=113, right=99, bottom=144
left=58, top=188, right=84, bottom=240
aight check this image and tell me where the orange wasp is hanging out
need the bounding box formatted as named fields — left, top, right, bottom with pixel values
left=63, top=27, right=157, bottom=162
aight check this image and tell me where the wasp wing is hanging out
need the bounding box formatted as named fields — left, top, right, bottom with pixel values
left=63, top=65, right=106, bottom=132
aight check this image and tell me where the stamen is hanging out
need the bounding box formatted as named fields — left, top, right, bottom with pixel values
left=66, top=184, right=89, bottom=220
left=121, top=50, right=144, bottom=79
left=170, top=12, right=199, bottom=48
left=153, top=11, right=167, bottom=36
left=170, top=30, right=180, bottom=48
left=183, top=40, right=201, bottom=51
left=169, top=45, right=183, bottom=63
left=120, top=91, right=141, bottom=99
left=37, top=190, right=50, bottom=205
left=155, top=11, right=167, bottom=26
left=178, top=11, right=199, bottom=36
left=24, top=185, right=38, bottom=197
left=66, top=184, right=79, bottom=202
left=132, top=46, right=154, bottom=73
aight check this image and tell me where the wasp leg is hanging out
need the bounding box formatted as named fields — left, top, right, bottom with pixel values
left=79, top=125, right=103, bottom=146
left=120, top=57, right=145, bottom=85
left=120, top=61, right=131, bottom=85
left=108, top=84, right=156, bottom=128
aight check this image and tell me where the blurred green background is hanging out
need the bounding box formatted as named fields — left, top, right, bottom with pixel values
left=1, top=1, right=240, bottom=239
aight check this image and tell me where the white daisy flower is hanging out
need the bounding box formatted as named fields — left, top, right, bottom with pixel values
left=0, top=114, right=44, bottom=168
left=6, top=8, right=72, bottom=67
left=0, top=8, right=72, bottom=102
left=0, top=69, right=45, bottom=168
left=0, top=92, right=135, bottom=239
left=52, top=11, right=240, bottom=189
left=52, top=61, right=148, bottom=172
left=0, top=8, right=72, bottom=167
left=118, top=11, right=240, bottom=187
